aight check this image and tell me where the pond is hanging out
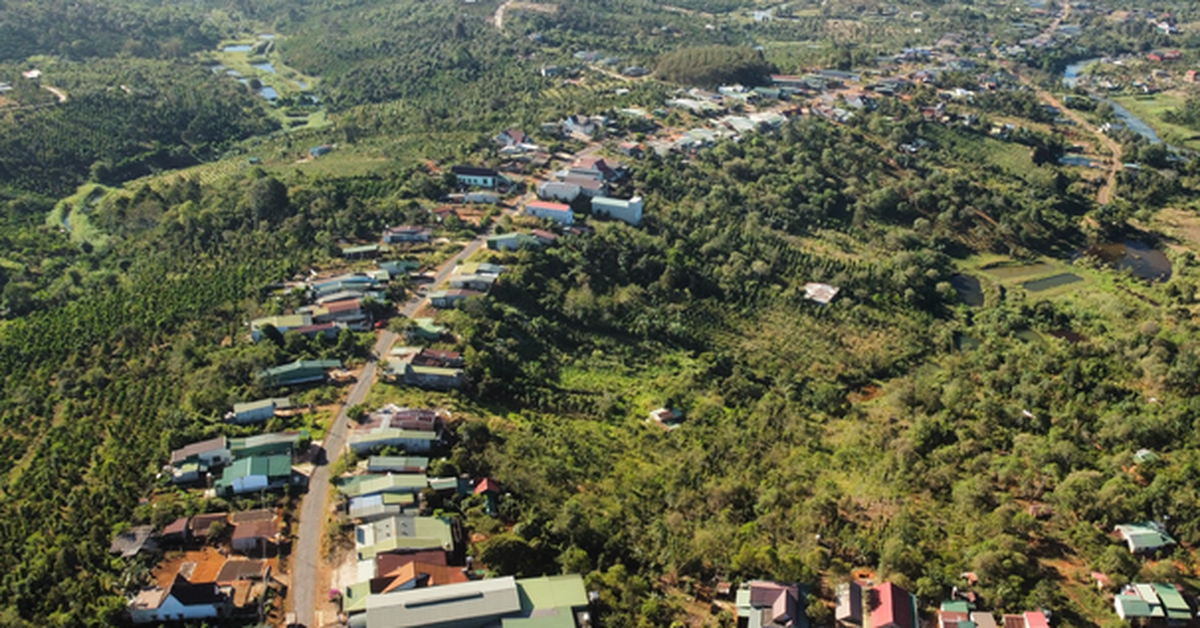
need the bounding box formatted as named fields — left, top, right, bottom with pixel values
left=1023, top=273, right=1083, bottom=292
left=1058, top=155, right=1096, bottom=168
left=295, top=80, right=308, bottom=89
left=259, top=86, right=280, bottom=101
left=251, top=61, right=278, bottom=74
left=1085, top=240, right=1172, bottom=281
left=222, top=44, right=254, bottom=53
left=951, top=274, right=985, bottom=306
left=210, top=64, right=227, bottom=74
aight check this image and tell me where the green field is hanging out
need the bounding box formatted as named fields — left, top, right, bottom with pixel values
left=1111, top=92, right=1200, bottom=150
left=45, top=183, right=111, bottom=248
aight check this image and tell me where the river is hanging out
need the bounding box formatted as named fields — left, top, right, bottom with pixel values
left=1062, top=58, right=1164, bottom=145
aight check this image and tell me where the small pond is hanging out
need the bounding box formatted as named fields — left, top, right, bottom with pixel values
left=259, top=86, right=280, bottom=101
left=210, top=64, right=227, bottom=74
left=250, top=61, right=278, bottom=74
left=1023, top=273, right=1083, bottom=292
left=1058, top=155, right=1096, bottom=168
left=950, top=274, right=984, bottom=306
left=296, top=80, right=309, bottom=89
left=222, top=44, right=254, bottom=53
left=1085, top=240, right=1172, bottom=281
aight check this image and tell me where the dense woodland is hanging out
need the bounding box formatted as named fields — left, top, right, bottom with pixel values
left=5, top=0, right=1200, bottom=626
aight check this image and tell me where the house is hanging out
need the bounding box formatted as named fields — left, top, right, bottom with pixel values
left=1186, top=70, right=1198, bottom=83
left=342, top=244, right=382, bottom=259
left=540, top=66, right=565, bottom=78
left=214, top=455, right=294, bottom=496
left=737, top=581, right=805, bottom=628
left=1115, top=522, right=1175, bottom=554
left=452, top=165, right=501, bottom=189
left=364, top=405, right=442, bottom=432
left=349, top=494, right=414, bottom=522
left=870, top=582, right=917, bottom=628
left=256, top=359, right=342, bottom=387
left=161, top=517, right=190, bottom=546
left=449, top=273, right=498, bottom=292
left=526, top=201, right=575, bottom=225
left=170, top=437, right=232, bottom=484
left=618, top=142, right=645, bottom=158
left=836, top=582, right=863, bottom=625
left=250, top=313, right=313, bottom=341
left=1023, top=611, right=1050, bottom=628
left=129, top=579, right=228, bottom=624
left=310, top=145, right=334, bottom=158
left=358, top=574, right=588, bottom=628
left=1114, top=583, right=1192, bottom=622
left=348, top=428, right=440, bottom=455
left=570, top=156, right=624, bottom=182
left=368, top=456, right=430, bottom=473
left=563, top=174, right=607, bottom=198
left=230, top=431, right=304, bottom=458
left=475, top=477, right=502, bottom=516
left=648, top=407, right=684, bottom=431
left=531, top=229, right=559, bottom=246
left=939, top=601, right=971, bottom=628
left=404, top=364, right=465, bottom=390
left=487, top=232, right=539, bottom=251
left=538, top=181, right=582, bottom=203
left=429, top=289, right=482, bottom=308
left=407, top=318, right=447, bottom=342
left=563, top=114, right=599, bottom=137
left=111, top=526, right=159, bottom=558
left=383, top=226, right=434, bottom=244
left=355, top=515, right=458, bottom=561
left=622, top=66, right=650, bottom=77
left=971, top=612, right=998, bottom=628
left=590, top=196, right=643, bottom=226
left=228, top=397, right=292, bottom=425
left=495, top=129, right=528, bottom=148
left=305, top=298, right=369, bottom=328
left=411, top=348, right=464, bottom=369
left=805, top=282, right=840, bottom=304
left=231, top=517, right=280, bottom=554
left=190, top=513, right=229, bottom=542
left=343, top=562, right=472, bottom=614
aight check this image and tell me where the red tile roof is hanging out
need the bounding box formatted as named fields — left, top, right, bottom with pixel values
left=474, top=478, right=501, bottom=494
left=870, top=582, right=915, bottom=628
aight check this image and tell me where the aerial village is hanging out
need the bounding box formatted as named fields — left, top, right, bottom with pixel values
left=110, top=3, right=1200, bottom=625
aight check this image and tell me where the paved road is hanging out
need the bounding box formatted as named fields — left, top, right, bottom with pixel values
left=291, top=229, right=494, bottom=627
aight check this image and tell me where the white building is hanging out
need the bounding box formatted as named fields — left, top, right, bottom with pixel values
left=590, top=196, right=643, bottom=226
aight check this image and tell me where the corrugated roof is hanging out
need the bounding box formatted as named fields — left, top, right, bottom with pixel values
left=515, top=575, right=587, bottom=612
left=365, top=577, right=521, bottom=628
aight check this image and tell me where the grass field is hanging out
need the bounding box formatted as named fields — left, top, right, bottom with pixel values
left=45, top=183, right=111, bottom=248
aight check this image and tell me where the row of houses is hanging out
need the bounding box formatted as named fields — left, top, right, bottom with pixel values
left=427, top=261, right=507, bottom=311
left=168, top=431, right=305, bottom=497
left=346, top=405, right=446, bottom=456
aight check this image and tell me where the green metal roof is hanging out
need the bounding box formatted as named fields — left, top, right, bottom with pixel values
left=409, top=365, right=462, bottom=377
left=230, top=431, right=303, bottom=456
left=501, top=609, right=577, bottom=628
left=1116, top=593, right=1152, bottom=618
left=1116, top=523, right=1175, bottom=551
left=339, top=473, right=430, bottom=498
left=343, top=581, right=372, bottom=614
left=515, top=575, right=588, bottom=613
left=251, top=314, right=310, bottom=330
left=1151, top=584, right=1191, bottom=620
left=941, top=600, right=971, bottom=613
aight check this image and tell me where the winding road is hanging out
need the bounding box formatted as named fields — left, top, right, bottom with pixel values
left=290, top=231, right=492, bottom=628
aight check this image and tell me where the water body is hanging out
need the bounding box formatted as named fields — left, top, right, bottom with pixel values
left=259, top=86, right=280, bottom=101
left=258, top=34, right=277, bottom=40
left=1086, top=240, right=1172, bottom=281
left=296, top=80, right=309, bottom=89
left=1023, top=273, right=1083, bottom=292
left=1062, top=57, right=1101, bottom=89
left=1058, top=155, right=1096, bottom=167
left=250, top=61, right=278, bottom=74
left=210, top=64, right=227, bottom=74
left=951, top=274, right=985, bottom=306
left=1061, top=59, right=1164, bottom=144
left=222, top=44, right=254, bottom=53
left=1106, top=99, right=1163, bottom=144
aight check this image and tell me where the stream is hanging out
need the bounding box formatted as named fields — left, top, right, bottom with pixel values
left=1062, top=58, right=1164, bottom=144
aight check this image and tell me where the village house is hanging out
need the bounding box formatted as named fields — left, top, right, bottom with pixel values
left=836, top=581, right=863, bottom=625
left=494, top=129, right=528, bottom=148
left=538, top=181, right=582, bottom=203
left=382, top=226, right=433, bottom=244
left=526, top=200, right=575, bottom=225
left=214, top=455, right=294, bottom=497
left=871, top=582, right=918, bottom=628
left=170, top=437, right=232, bottom=484
left=190, top=513, right=229, bottom=543
left=805, top=282, right=840, bottom=305
left=448, top=273, right=497, bottom=292
left=562, top=114, right=600, bottom=137
left=227, top=397, right=292, bottom=425
left=531, top=229, right=559, bottom=246
left=129, top=579, right=228, bottom=624
left=487, top=232, right=540, bottom=251
left=354, top=574, right=589, bottom=628
left=590, top=195, right=643, bottom=226
left=429, top=289, right=482, bottom=309
left=563, top=174, right=607, bottom=198
left=570, top=156, right=625, bottom=182
left=367, top=456, right=429, bottom=473
left=451, top=165, right=502, bottom=189
left=349, top=493, right=415, bottom=522
left=250, top=313, right=312, bottom=342
left=406, top=317, right=447, bottom=342
left=256, top=359, right=343, bottom=387
left=230, top=510, right=281, bottom=554
left=1115, top=522, right=1176, bottom=554
left=110, top=526, right=159, bottom=559
left=736, top=580, right=805, bottom=628
left=348, top=428, right=441, bottom=454
left=403, top=364, right=465, bottom=390
left=410, top=348, right=465, bottom=369
left=341, top=244, right=382, bottom=259
left=229, top=431, right=305, bottom=459
left=354, top=515, right=459, bottom=562
left=1113, top=583, right=1192, bottom=623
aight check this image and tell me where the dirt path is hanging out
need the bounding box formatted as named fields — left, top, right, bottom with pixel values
left=493, top=0, right=514, bottom=32
left=42, top=85, right=67, bottom=103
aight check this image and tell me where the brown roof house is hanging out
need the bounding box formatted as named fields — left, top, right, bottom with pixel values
left=737, top=581, right=805, bottom=628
